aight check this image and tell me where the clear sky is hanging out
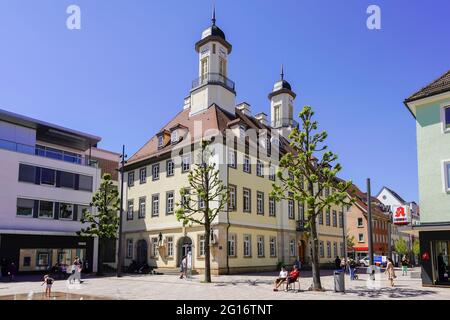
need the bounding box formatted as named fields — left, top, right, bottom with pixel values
left=1, top=0, right=449, bottom=203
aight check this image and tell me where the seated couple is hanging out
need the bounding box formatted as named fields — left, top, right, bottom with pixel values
left=273, top=265, right=300, bottom=292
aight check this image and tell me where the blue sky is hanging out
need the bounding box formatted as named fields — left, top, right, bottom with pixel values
left=1, top=0, right=449, bottom=202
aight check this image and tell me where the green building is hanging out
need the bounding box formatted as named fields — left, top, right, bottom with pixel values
left=404, top=69, right=450, bottom=287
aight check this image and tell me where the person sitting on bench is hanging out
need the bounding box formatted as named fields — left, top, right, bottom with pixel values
left=273, top=266, right=288, bottom=291
left=285, top=265, right=300, bottom=291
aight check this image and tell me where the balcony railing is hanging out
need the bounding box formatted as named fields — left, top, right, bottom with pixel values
left=296, top=220, right=309, bottom=232
left=192, top=73, right=235, bottom=92
left=271, top=118, right=299, bottom=129
left=0, top=138, right=96, bottom=167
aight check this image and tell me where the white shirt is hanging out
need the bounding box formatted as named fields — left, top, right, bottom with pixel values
left=279, top=270, right=288, bottom=278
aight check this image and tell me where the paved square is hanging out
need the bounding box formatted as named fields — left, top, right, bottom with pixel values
left=0, top=268, right=449, bottom=300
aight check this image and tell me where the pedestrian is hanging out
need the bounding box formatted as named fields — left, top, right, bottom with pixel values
left=284, top=265, right=300, bottom=292
left=293, top=259, right=301, bottom=270
left=334, top=256, right=341, bottom=270
left=179, top=256, right=187, bottom=279
left=7, top=262, right=17, bottom=281
left=273, top=266, right=288, bottom=291
left=74, top=257, right=83, bottom=283
left=41, top=274, right=54, bottom=298
left=401, top=256, right=409, bottom=276
left=349, top=258, right=357, bottom=280
left=67, top=264, right=76, bottom=284
left=385, top=257, right=396, bottom=287
left=340, top=258, right=347, bottom=272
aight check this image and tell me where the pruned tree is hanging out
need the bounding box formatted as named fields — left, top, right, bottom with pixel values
left=271, top=105, right=354, bottom=291
left=347, top=234, right=356, bottom=250
left=175, top=139, right=229, bottom=283
left=394, top=238, right=409, bottom=257
left=77, top=173, right=119, bottom=275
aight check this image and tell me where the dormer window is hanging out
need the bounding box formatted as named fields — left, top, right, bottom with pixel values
left=158, top=136, right=164, bottom=148
left=171, top=130, right=179, bottom=144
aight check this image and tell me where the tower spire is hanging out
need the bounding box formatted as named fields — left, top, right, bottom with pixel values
left=280, top=64, right=284, bottom=81
left=212, top=4, right=216, bottom=25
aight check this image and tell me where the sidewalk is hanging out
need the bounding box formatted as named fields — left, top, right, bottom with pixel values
left=0, top=268, right=448, bottom=300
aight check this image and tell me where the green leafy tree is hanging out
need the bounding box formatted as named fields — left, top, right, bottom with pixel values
left=77, top=173, right=119, bottom=275
left=271, top=106, right=354, bottom=291
left=394, top=238, right=408, bottom=257
left=412, top=239, right=420, bottom=256
left=176, top=140, right=229, bottom=283
left=347, top=234, right=356, bottom=250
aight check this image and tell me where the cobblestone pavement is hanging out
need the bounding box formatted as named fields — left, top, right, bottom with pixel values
left=0, top=268, right=449, bottom=300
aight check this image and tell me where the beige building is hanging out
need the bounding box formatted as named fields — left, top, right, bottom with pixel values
left=121, top=13, right=345, bottom=274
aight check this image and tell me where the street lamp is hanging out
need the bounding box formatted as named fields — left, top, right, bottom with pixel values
left=117, top=145, right=127, bottom=278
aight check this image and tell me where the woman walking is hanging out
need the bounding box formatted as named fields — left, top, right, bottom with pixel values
left=385, top=257, right=396, bottom=287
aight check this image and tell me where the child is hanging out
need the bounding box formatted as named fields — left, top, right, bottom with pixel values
left=41, top=274, right=54, bottom=298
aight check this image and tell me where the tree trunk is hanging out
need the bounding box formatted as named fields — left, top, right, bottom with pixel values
left=204, top=223, right=212, bottom=283
left=97, top=238, right=104, bottom=276
left=310, top=216, right=323, bottom=291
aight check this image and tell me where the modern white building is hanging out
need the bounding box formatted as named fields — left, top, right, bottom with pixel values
left=377, top=186, right=420, bottom=264
left=0, top=108, right=119, bottom=274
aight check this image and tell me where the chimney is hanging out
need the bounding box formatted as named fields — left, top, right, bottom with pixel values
left=255, top=112, right=268, bottom=126
left=183, top=96, right=191, bottom=110
left=236, top=102, right=251, bottom=116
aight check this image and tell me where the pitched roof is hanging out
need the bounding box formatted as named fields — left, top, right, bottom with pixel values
left=405, top=69, right=450, bottom=103
left=126, top=105, right=293, bottom=167
left=348, top=184, right=389, bottom=220
left=383, top=186, right=407, bottom=204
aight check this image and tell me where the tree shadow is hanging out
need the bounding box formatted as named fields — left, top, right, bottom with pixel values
left=345, top=286, right=437, bottom=299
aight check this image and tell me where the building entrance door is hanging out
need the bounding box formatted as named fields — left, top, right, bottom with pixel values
left=178, top=237, right=192, bottom=267
left=298, top=241, right=306, bottom=264
left=432, top=240, right=449, bottom=285
left=136, top=240, right=148, bottom=264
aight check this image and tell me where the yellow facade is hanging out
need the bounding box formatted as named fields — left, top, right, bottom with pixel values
left=122, top=142, right=346, bottom=274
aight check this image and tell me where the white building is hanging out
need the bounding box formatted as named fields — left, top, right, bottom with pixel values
left=376, top=186, right=420, bottom=264
left=0, top=108, right=119, bottom=274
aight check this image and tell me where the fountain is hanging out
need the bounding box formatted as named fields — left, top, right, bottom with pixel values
left=27, top=291, right=34, bottom=300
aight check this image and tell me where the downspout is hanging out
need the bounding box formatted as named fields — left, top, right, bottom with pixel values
left=226, top=157, right=231, bottom=275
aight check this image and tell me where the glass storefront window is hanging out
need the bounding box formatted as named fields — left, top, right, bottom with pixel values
left=19, top=248, right=87, bottom=272
left=433, top=240, right=450, bottom=285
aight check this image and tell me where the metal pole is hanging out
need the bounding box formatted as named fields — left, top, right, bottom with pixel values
left=117, top=145, right=126, bottom=277
left=342, top=206, right=347, bottom=267
left=388, top=212, right=392, bottom=260
left=367, top=178, right=374, bottom=266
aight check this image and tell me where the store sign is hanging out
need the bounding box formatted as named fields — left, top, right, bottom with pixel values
left=393, top=205, right=409, bottom=225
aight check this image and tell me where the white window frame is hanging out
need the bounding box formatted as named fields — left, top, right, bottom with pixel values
left=126, top=239, right=133, bottom=258
left=152, top=194, right=159, bottom=217
left=228, top=234, right=236, bottom=257
left=228, top=150, right=236, bottom=168
left=256, top=160, right=264, bottom=177
left=257, top=191, right=264, bottom=215
left=139, top=167, right=147, bottom=184
left=171, top=130, right=179, bottom=143
left=166, top=191, right=174, bottom=215
left=269, top=197, right=276, bottom=217
left=289, top=239, right=295, bottom=257
left=243, top=188, right=251, bottom=213
left=228, top=185, right=236, bottom=211
left=442, top=159, right=450, bottom=192
left=358, top=233, right=364, bottom=243
left=199, top=234, right=206, bottom=257
left=138, top=197, right=146, bottom=219
left=127, top=200, right=134, bottom=220
left=243, top=156, right=251, bottom=173
left=166, top=159, right=174, bottom=177
left=243, top=234, right=252, bottom=257
left=357, top=217, right=364, bottom=227
left=269, top=237, right=277, bottom=257
left=167, top=236, right=174, bottom=257
left=440, top=104, right=450, bottom=133
left=182, top=154, right=191, bottom=173
left=152, top=164, right=160, bottom=181
left=158, top=135, right=164, bottom=148
left=257, top=236, right=265, bottom=257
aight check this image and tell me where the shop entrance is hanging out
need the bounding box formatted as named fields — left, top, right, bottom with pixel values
left=432, top=240, right=449, bottom=285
